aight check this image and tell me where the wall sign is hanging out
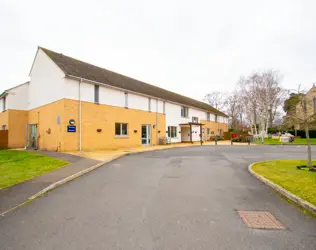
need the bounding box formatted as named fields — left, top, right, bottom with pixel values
left=67, top=125, right=76, bottom=132
left=69, top=119, right=76, bottom=125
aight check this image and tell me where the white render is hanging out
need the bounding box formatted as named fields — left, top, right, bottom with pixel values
left=1, top=47, right=228, bottom=144
left=29, top=49, right=66, bottom=110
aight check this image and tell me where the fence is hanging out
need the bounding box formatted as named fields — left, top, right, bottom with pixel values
left=0, top=130, right=8, bottom=149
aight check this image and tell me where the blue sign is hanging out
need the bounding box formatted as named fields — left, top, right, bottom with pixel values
left=67, top=125, right=76, bottom=132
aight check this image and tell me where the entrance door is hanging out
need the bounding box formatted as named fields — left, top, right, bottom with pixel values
left=26, top=124, right=38, bottom=149
left=141, top=125, right=151, bottom=145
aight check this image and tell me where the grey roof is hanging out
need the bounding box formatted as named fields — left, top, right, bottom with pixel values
left=40, top=47, right=228, bottom=117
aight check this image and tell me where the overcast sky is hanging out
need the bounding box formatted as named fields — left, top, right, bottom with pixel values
left=1, top=0, right=315, bottom=100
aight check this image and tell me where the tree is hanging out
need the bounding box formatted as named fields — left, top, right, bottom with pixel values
left=285, top=86, right=316, bottom=171
left=224, top=90, right=243, bottom=131
left=204, top=91, right=227, bottom=111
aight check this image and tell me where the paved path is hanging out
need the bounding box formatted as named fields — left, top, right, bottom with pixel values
left=0, top=146, right=315, bottom=249
left=0, top=151, right=100, bottom=214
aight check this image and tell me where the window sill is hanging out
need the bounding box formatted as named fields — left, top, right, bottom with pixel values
left=115, top=135, right=129, bottom=139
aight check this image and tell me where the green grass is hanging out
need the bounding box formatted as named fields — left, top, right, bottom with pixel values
left=257, top=138, right=316, bottom=145
left=0, top=150, right=68, bottom=189
left=252, top=160, right=316, bottom=206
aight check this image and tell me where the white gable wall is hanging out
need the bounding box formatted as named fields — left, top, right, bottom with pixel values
left=6, top=83, right=29, bottom=110
left=29, top=49, right=66, bottom=110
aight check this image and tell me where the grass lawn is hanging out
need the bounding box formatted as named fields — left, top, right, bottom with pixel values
left=0, top=150, right=68, bottom=189
left=258, top=138, right=316, bottom=145
left=252, top=160, right=316, bottom=206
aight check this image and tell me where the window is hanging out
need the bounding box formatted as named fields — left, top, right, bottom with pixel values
left=2, top=125, right=6, bottom=130
left=124, top=93, right=128, bottom=108
left=215, top=114, right=218, bottom=123
left=94, top=85, right=99, bottom=103
left=206, top=112, right=210, bottom=121
left=181, top=106, right=189, bottom=118
left=207, top=128, right=210, bottom=135
left=192, top=117, right=199, bottom=123
left=168, top=126, right=177, bottom=138
left=148, top=98, right=151, bottom=111
left=163, top=101, right=166, bottom=114
left=115, top=123, right=128, bottom=136
left=2, top=96, right=6, bottom=111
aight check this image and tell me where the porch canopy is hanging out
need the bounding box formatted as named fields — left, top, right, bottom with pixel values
left=179, top=122, right=204, bottom=144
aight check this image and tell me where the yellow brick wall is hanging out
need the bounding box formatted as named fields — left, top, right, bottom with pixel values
left=201, top=120, right=228, bottom=141
left=0, top=111, right=9, bottom=130
left=28, top=100, right=65, bottom=151
left=63, top=99, right=166, bottom=151
left=8, top=110, right=28, bottom=148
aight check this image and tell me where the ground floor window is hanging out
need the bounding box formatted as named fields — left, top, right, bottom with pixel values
left=168, top=126, right=177, bottom=138
left=115, top=123, right=128, bottom=136
left=207, top=128, right=210, bottom=135
left=2, top=125, right=6, bottom=130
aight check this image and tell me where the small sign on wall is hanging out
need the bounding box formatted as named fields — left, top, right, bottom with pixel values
left=67, top=125, right=76, bottom=132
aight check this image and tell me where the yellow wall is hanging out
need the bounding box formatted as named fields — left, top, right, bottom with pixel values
left=27, top=99, right=166, bottom=151
left=201, top=120, right=228, bottom=141
left=0, top=110, right=28, bottom=148
left=28, top=100, right=65, bottom=151
left=63, top=99, right=166, bottom=151
left=8, top=110, right=28, bottom=148
left=0, top=111, right=9, bottom=130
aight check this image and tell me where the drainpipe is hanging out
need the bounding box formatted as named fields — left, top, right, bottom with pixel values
left=156, top=99, right=158, bottom=145
left=78, top=79, right=82, bottom=151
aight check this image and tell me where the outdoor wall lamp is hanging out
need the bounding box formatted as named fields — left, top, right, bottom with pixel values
left=97, top=128, right=102, bottom=132
left=153, top=125, right=156, bottom=129
left=134, top=130, right=138, bottom=133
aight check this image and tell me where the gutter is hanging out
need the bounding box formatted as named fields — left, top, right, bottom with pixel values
left=65, top=74, right=228, bottom=118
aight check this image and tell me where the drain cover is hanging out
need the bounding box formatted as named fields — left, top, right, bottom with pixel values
left=238, top=211, right=285, bottom=229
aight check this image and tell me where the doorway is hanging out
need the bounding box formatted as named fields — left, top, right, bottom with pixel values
left=26, top=124, right=38, bottom=149
left=141, top=124, right=151, bottom=145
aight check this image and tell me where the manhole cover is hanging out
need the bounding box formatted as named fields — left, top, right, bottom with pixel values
left=238, top=211, right=285, bottom=230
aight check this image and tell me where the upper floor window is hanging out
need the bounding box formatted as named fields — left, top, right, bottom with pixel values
left=206, top=112, right=210, bottom=121
left=192, top=117, right=199, bottom=123
left=163, top=101, right=166, bottom=114
left=181, top=106, right=189, bottom=118
left=94, top=85, right=99, bottom=103
left=2, top=96, right=6, bottom=111
left=148, top=98, right=151, bottom=111
left=124, top=93, right=128, bottom=108
left=215, top=114, right=218, bottom=123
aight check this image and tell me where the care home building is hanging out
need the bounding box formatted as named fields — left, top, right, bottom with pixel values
left=0, top=47, right=228, bottom=151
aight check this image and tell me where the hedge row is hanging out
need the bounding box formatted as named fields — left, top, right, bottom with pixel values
left=267, top=129, right=316, bottom=138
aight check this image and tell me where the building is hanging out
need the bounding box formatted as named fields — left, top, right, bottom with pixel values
left=294, top=84, right=316, bottom=130
left=0, top=47, right=228, bottom=151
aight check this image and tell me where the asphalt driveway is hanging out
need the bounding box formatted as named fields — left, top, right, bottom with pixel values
left=0, top=146, right=315, bottom=249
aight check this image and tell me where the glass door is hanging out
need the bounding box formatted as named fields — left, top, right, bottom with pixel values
left=141, top=125, right=151, bottom=145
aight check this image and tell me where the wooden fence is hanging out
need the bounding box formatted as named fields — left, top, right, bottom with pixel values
left=0, top=130, right=8, bottom=149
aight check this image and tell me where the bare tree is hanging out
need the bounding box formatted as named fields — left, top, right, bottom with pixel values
left=286, top=86, right=316, bottom=171
left=224, top=90, right=242, bottom=131
left=204, top=91, right=227, bottom=111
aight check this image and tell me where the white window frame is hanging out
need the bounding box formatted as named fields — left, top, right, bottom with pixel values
left=168, top=126, right=177, bottom=138
left=124, top=92, right=128, bottom=108
left=206, top=112, right=210, bottom=121
left=115, top=123, right=128, bottom=137
left=94, top=85, right=99, bottom=104
left=148, top=98, right=151, bottom=111
left=181, top=106, right=189, bottom=118
left=192, top=116, right=199, bottom=123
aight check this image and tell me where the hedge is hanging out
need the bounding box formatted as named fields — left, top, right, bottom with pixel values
left=267, top=128, right=316, bottom=138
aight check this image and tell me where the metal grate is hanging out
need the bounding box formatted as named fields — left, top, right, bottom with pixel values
left=238, top=211, right=285, bottom=230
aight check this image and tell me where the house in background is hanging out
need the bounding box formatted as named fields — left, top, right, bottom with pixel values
left=0, top=47, right=228, bottom=151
